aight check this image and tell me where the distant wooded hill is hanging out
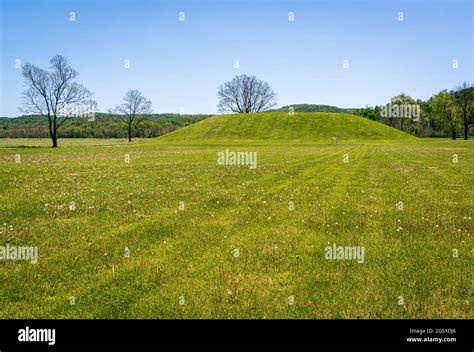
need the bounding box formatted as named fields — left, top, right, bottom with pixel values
left=271, top=104, right=357, bottom=114
left=0, top=113, right=212, bottom=138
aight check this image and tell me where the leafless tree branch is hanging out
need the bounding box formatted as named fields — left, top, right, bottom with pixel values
left=20, top=55, right=96, bottom=147
left=217, top=75, right=276, bottom=114
left=112, top=90, right=153, bottom=142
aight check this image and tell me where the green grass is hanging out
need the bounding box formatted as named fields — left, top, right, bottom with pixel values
left=0, top=113, right=472, bottom=319
left=159, top=112, right=415, bottom=143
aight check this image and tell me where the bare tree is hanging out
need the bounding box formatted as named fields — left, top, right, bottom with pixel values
left=454, top=82, right=473, bottom=140
left=112, top=90, right=152, bottom=142
left=21, top=55, right=95, bottom=147
left=217, top=75, right=276, bottom=113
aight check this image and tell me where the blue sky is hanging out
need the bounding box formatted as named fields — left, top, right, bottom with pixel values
left=0, top=0, right=472, bottom=116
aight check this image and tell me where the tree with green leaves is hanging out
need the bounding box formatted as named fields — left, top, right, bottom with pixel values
left=415, top=98, right=432, bottom=137
left=390, top=93, right=416, bottom=131
left=430, top=90, right=460, bottom=140
left=453, top=82, right=473, bottom=140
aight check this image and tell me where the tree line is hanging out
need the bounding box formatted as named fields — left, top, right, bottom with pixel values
left=352, top=84, right=474, bottom=140
left=0, top=113, right=210, bottom=139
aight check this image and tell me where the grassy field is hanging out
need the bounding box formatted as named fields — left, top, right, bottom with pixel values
left=0, top=113, right=472, bottom=319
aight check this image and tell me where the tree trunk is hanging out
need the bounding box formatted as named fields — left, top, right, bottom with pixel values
left=451, top=129, right=457, bottom=140
left=464, top=123, right=469, bottom=140
left=51, top=131, right=58, bottom=148
left=128, top=124, right=132, bottom=142
left=47, top=115, right=56, bottom=148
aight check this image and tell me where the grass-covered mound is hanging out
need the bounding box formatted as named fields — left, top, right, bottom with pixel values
left=158, top=112, right=415, bottom=143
